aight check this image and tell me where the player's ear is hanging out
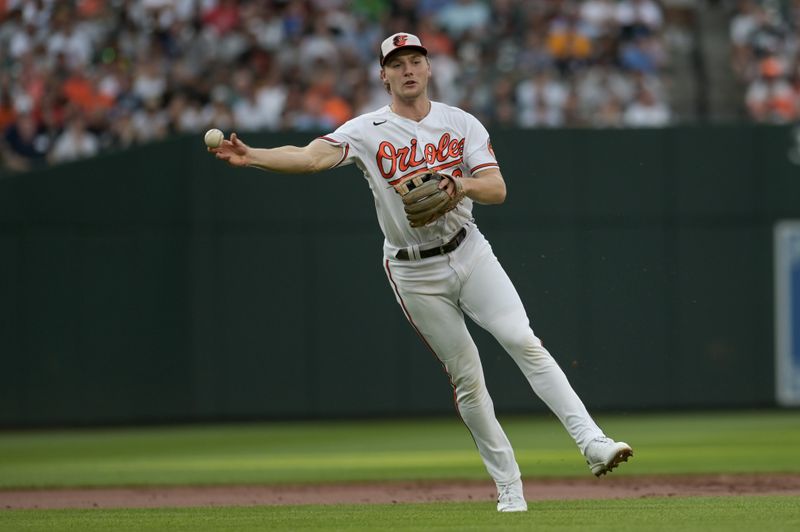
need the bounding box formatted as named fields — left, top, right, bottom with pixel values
left=380, top=68, right=392, bottom=94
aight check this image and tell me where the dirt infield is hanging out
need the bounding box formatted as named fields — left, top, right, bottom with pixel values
left=2, top=474, right=800, bottom=509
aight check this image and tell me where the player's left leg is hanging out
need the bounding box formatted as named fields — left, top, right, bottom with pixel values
left=458, top=236, right=634, bottom=475
left=449, top=228, right=607, bottom=455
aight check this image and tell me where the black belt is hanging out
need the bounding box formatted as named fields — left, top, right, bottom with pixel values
left=396, top=227, right=467, bottom=260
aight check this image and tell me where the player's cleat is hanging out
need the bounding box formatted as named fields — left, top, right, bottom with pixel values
left=584, top=437, right=633, bottom=477
left=496, top=478, right=528, bottom=512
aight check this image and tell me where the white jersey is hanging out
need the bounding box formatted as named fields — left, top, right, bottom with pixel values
left=318, top=100, right=617, bottom=496
left=318, top=101, right=499, bottom=258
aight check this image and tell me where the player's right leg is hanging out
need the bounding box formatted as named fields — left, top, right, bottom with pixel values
left=383, top=256, right=523, bottom=494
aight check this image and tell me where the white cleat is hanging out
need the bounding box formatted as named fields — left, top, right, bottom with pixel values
left=585, top=437, right=633, bottom=477
left=496, top=478, right=528, bottom=512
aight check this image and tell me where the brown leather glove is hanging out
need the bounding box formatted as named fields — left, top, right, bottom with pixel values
left=397, top=173, right=466, bottom=228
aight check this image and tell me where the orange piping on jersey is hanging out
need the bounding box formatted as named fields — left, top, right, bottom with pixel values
left=317, top=136, right=349, bottom=168
left=384, top=259, right=461, bottom=413
left=469, top=162, right=499, bottom=174
left=335, top=143, right=349, bottom=167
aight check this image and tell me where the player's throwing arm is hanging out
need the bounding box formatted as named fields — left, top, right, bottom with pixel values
left=206, top=130, right=343, bottom=174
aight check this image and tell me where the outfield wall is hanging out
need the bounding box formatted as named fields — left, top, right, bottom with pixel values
left=1, top=125, right=798, bottom=426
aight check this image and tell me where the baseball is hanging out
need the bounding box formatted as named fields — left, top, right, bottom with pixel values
left=204, top=128, right=224, bottom=148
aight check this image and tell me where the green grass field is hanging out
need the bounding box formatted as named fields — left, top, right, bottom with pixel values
left=2, top=497, right=799, bottom=532
left=1, top=410, right=799, bottom=531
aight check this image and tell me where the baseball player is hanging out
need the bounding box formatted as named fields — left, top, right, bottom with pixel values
left=208, top=32, right=633, bottom=512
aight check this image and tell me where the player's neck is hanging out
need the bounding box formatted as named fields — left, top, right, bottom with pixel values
left=389, top=97, right=432, bottom=122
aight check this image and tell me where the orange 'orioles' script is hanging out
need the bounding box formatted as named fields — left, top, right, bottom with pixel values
left=377, top=133, right=466, bottom=184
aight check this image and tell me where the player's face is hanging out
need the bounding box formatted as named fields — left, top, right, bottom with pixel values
left=381, top=51, right=431, bottom=101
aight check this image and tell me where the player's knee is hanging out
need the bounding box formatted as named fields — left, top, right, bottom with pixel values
left=493, top=322, right=539, bottom=353
left=452, top=373, right=487, bottom=407
left=494, top=327, right=560, bottom=370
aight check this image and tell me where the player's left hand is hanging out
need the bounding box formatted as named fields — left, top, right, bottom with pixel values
left=438, top=175, right=457, bottom=198
left=398, top=172, right=466, bottom=227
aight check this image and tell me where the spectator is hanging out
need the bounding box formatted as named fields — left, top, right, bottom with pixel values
left=623, top=86, right=671, bottom=127
left=729, top=1, right=800, bottom=121
left=0, top=112, right=50, bottom=171
left=746, top=5, right=789, bottom=61
left=593, top=95, right=625, bottom=128
left=61, top=66, right=114, bottom=114
left=619, top=34, right=666, bottom=74
left=486, top=75, right=516, bottom=127
left=303, top=67, right=352, bottom=128
left=202, top=0, right=241, bottom=36
left=517, top=30, right=555, bottom=75
left=516, top=69, right=569, bottom=128
left=131, top=56, right=168, bottom=103
left=131, top=97, right=170, bottom=143
left=8, top=20, right=38, bottom=59
left=577, top=64, right=637, bottom=114
left=253, top=68, right=289, bottom=131
left=746, top=55, right=796, bottom=123
left=730, top=0, right=762, bottom=81
left=48, top=114, right=99, bottom=164
left=546, top=8, right=593, bottom=75
left=615, top=0, right=664, bottom=41
left=580, top=0, right=618, bottom=40
left=47, top=13, right=94, bottom=68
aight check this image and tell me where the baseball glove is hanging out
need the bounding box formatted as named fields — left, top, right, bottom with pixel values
left=397, top=173, right=466, bottom=228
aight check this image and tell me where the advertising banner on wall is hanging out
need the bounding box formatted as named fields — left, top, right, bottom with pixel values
left=775, top=221, right=800, bottom=406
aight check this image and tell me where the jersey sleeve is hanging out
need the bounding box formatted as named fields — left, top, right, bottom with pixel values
left=317, top=118, right=362, bottom=168
left=462, top=113, right=499, bottom=176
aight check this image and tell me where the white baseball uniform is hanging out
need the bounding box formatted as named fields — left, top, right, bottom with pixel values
left=319, top=101, right=606, bottom=486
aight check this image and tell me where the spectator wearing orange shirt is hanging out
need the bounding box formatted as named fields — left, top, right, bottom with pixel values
left=61, top=67, right=114, bottom=114
left=546, top=9, right=593, bottom=75
left=304, top=68, right=352, bottom=128
left=746, top=55, right=796, bottom=123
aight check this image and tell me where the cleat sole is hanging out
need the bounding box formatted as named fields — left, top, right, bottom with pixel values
left=593, top=447, right=633, bottom=477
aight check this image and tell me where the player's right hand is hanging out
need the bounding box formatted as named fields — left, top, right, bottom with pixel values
left=209, top=132, right=250, bottom=167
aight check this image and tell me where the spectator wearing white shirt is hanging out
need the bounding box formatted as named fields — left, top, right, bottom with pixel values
left=516, top=69, right=569, bottom=128
left=254, top=71, right=289, bottom=131
left=616, top=0, right=663, bottom=40
left=48, top=115, right=99, bottom=164
left=730, top=0, right=761, bottom=80
left=580, top=0, right=618, bottom=39
left=46, top=16, right=93, bottom=68
left=623, top=86, right=670, bottom=127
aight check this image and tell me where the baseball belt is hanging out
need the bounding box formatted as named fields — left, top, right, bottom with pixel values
left=395, top=226, right=467, bottom=260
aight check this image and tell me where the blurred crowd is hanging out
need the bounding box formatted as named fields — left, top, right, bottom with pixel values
left=0, top=0, right=677, bottom=172
left=731, top=0, right=800, bottom=123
